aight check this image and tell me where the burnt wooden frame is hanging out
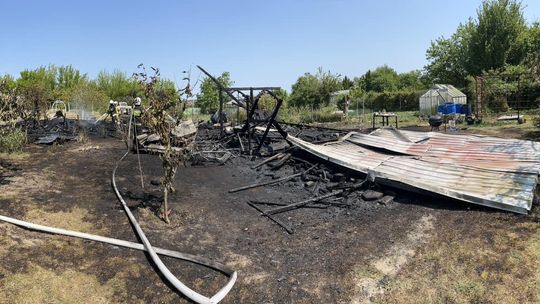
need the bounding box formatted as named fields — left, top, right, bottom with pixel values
left=197, top=66, right=290, bottom=156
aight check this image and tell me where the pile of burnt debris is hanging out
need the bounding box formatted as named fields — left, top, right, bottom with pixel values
left=191, top=69, right=540, bottom=219
left=21, top=115, right=118, bottom=145
left=184, top=69, right=395, bottom=233
left=192, top=122, right=393, bottom=234
left=20, top=115, right=78, bottom=144
left=235, top=148, right=395, bottom=234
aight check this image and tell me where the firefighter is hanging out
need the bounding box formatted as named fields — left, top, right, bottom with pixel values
left=107, top=100, right=117, bottom=124
left=132, top=97, right=144, bottom=147
left=133, top=97, right=143, bottom=118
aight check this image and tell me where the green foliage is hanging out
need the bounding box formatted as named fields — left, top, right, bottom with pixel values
left=0, top=75, right=17, bottom=91
left=355, top=66, right=428, bottom=93
left=425, top=21, right=474, bottom=87
left=0, top=128, right=26, bottom=153
left=16, top=66, right=57, bottom=120
left=357, top=65, right=400, bottom=92
left=398, top=70, right=428, bottom=90
left=258, top=93, right=276, bottom=112
left=469, top=0, right=527, bottom=74
left=135, top=65, right=188, bottom=224
left=258, top=88, right=289, bottom=111
left=425, top=0, right=530, bottom=85
left=483, top=64, right=531, bottom=112
left=13, top=65, right=94, bottom=119
left=0, top=78, right=25, bottom=126
left=17, top=65, right=57, bottom=93
left=336, top=93, right=350, bottom=112
left=351, top=90, right=423, bottom=112
left=196, top=72, right=232, bottom=114
left=289, top=67, right=342, bottom=108
left=531, top=107, right=540, bottom=127
left=288, top=73, right=319, bottom=108
left=524, top=22, right=540, bottom=80
left=423, top=0, right=540, bottom=114
left=70, top=82, right=109, bottom=113
left=55, top=65, right=88, bottom=100
left=1, top=65, right=185, bottom=122
left=272, top=88, right=289, bottom=101
left=95, top=70, right=142, bottom=101
left=342, top=76, right=354, bottom=89
left=279, top=105, right=342, bottom=124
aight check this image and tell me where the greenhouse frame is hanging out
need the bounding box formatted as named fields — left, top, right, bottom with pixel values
left=419, top=84, right=467, bottom=115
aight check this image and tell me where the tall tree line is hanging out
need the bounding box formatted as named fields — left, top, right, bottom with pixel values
left=0, top=65, right=180, bottom=118
left=425, top=0, right=540, bottom=101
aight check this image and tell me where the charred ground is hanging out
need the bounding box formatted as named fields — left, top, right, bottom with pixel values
left=0, top=124, right=539, bottom=303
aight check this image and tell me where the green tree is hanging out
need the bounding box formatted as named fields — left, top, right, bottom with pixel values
left=398, top=70, right=428, bottom=91
left=425, top=0, right=528, bottom=86
left=469, top=0, right=527, bottom=75
left=425, top=21, right=474, bottom=87
left=357, top=65, right=400, bottom=92
left=370, top=65, right=399, bottom=92
left=289, top=73, right=319, bottom=108
left=134, top=65, right=188, bottom=224
left=341, top=76, right=354, bottom=89
left=0, top=76, right=24, bottom=126
left=55, top=65, right=88, bottom=100
left=95, top=70, right=142, bottom=100
left=196, top=72, right=232, bottom=114
left=258, top=88, right=289, bottom=111
left=483, top=64, right=530, bottom=111
left=16, top=66, right=57, bottom=121
left=524, top=22, right=540, bottom=81
left=288, top=68, right=341, bottom=108
left=0, top=74, right=17, bottom=92
left=70, top=81, right=109, bottom=112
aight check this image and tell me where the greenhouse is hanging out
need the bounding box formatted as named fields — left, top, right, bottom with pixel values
left=419, top=84, right=467, bottom=115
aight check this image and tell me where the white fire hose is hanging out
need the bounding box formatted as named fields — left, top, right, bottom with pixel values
left=0, top=116, right=237, bottom=303
left=112, top=150, right=237, bottom=303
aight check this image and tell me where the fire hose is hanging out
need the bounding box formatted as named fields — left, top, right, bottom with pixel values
left=112, top=150, right=237, bottom=303
left=0, top=117, right=237, bottom=303
left=0, top=212, right=237, bottom=302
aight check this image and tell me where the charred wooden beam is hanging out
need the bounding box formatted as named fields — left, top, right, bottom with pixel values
left=247, top=202, right=293, bottom=234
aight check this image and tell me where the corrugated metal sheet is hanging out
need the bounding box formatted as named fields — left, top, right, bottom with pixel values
left=288, top=129, right=540, bottom=214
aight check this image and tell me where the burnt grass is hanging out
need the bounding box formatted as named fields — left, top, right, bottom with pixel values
left=0, top=125, right=539, bottom=303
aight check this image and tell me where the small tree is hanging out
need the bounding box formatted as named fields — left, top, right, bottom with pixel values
left=0, top=78, right=27, bottom=153
left=16, top=67, right=56, bottom=124
left=134, top=65, right=189, bottom=223
left=0, top=77, right=25, bottom=127
left=289, top=68, right=342, bottom=108
left=196, top=72, right=232, bottom=114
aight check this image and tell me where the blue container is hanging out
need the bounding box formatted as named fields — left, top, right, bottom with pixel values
left=437, top=104, right=445, bottom=114
left=454, top=104, right=462, bottom=114
left=437, top=103, right=460, bottom=114
left=444, top=103, right=456, bottom=114
left=460, top=104, right=471, bottom=115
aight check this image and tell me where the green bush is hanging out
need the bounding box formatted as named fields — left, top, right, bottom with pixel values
left=312, top=110, right=343, bottom=123
left=278, top=106, right=342, bottom=124
left=531, top=108, right=540, bottom=127
left=351, top=90, right=424, bottom=112
left=0, top=128, right=26, bottom=153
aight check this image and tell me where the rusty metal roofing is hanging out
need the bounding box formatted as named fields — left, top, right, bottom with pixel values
left=287, top=129, right=540, bottom=214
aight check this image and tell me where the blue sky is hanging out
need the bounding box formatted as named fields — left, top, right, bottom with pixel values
left=1, top=0, right=539, bottom=92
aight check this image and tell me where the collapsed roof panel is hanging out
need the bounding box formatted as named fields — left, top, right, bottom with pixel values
left=287, top=129, right=540, bottom=214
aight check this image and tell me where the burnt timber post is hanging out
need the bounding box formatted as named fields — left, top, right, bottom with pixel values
left=196, top=65, right=290, bottom=156
left=219, top=88, right=224, bottom=132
